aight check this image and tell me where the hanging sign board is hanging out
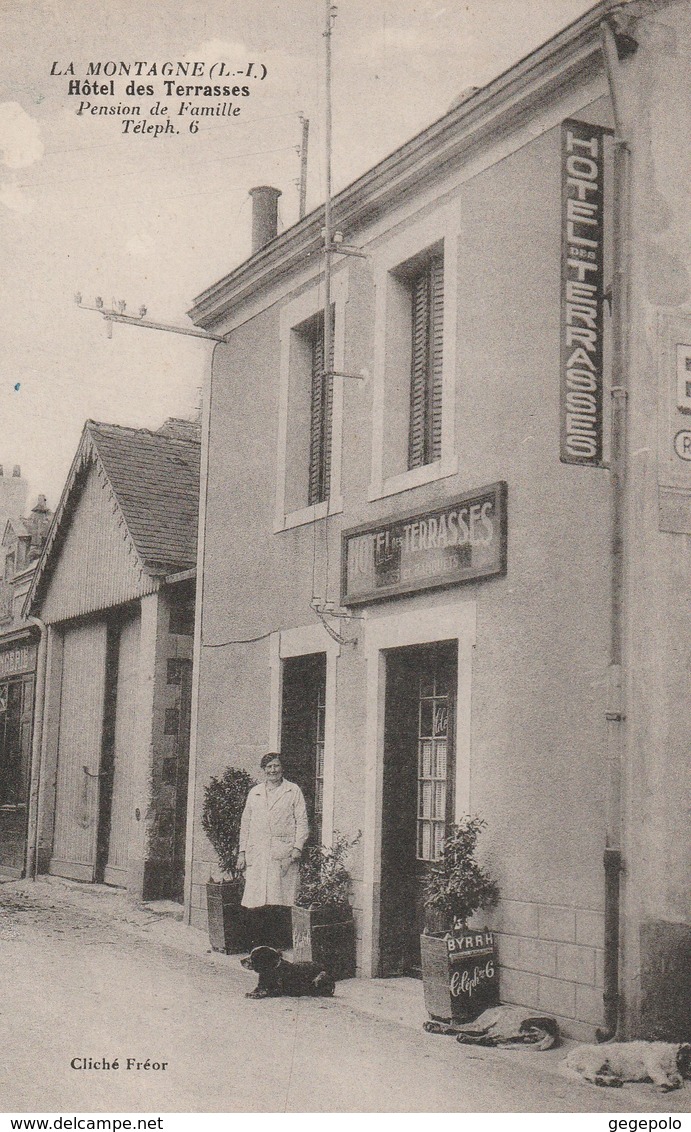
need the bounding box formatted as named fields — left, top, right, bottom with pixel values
left=0, top=642, right=37, bottom=678
left=341, top=482, right=507, bottom=606
left=560, top=118, right=610, bottom=466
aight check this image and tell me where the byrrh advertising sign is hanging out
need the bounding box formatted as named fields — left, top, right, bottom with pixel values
left=342, top=482, right=507, bottom=606
left=560, top=119, right=609, bottom=466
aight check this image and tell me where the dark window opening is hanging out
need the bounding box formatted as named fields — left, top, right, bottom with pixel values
left=167, top=658, right=185, bottom=685
left=168, top=584, right=195, bottom=637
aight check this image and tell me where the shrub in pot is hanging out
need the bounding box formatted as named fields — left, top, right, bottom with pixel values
left=201, top=765, right=255, bottom=954
left=292, top=831, right=360, bottom=980
left=421, top=815, right=500, bottom=1022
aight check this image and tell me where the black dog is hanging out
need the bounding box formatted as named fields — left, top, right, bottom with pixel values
left=241, top=945, right=336, bottom=999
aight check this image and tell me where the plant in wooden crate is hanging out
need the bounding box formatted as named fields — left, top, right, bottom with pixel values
left=202, top=765, right=255, bottom=954
left=292, top=831, right=361, bottom=981
left=421, top=815, right=500, bottom=1022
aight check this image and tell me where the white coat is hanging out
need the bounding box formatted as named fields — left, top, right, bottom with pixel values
left=238, top=779, right=309, bottom=908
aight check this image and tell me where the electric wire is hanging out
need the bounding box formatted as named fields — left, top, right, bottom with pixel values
left=15, top=142, right=299, bottom=192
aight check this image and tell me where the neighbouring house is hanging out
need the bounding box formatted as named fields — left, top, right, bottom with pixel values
left=186, top=0, right=690, bottom=1040
left=0, top=464, right=29, bottom=536
left=0, top=493, right=52, bottom=877
left=26, top=419, right=200, bottom=902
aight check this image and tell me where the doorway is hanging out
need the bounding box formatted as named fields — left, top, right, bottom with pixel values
left=95, top=609, right=141, bottom=888
left=379, top=640, right=457, bottom=976
left=281, top=652, right=326, bottom=844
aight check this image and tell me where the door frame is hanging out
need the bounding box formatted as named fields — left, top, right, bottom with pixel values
left=269, top=624, right=340, bottom=847
left=362, top=598, right=476, bottom=977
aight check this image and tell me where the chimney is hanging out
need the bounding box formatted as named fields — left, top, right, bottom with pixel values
left=249, top=186, right=281, bottom=254
left=28, top=494, right=52, bottom=560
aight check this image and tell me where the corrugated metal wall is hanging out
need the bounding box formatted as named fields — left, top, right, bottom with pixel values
left=104, top=612, right=141, bottom=884
left=50, top=620, right=107, bottom=880
left=40, top=460, right=157, bottom=625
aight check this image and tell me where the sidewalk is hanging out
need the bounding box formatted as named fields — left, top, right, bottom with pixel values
left=38, top=875, right=433, bottom=1031
left=0, top=875, right=553, bottom=1056
left=2, top=874, right=689, bottom=1112
left=1, top=873, right=429, bottom=1031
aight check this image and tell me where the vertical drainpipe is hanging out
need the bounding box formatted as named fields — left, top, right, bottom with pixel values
left=183, top=340, right=220, bottom=925
left=599, top=16, right=633, bottom=1040
left=25, top=616, right=47, bottom=879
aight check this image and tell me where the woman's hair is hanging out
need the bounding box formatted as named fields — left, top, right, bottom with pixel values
left=260, top=752, right=283, bottom=770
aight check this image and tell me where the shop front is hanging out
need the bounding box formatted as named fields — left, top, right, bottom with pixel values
left=343, top=484, right=507, bottom=978
left=0, top=639, right=38, bottom=877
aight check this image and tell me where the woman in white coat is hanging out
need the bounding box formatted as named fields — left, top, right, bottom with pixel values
left=237, top=752, right=309, bottom=947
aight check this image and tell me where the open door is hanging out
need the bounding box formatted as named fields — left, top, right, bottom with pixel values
left=379, top=641, right=456, bottom=975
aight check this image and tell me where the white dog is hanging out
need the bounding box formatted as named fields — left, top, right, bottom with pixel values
left=566, top=1041, right=691, bottom=1090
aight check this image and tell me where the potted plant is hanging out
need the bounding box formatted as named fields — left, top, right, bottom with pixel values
left=291, top=831, right=360, bottom=981
left=201, top=765, right=255, bottom=954
left=421, top=815, right=500, bottom=1023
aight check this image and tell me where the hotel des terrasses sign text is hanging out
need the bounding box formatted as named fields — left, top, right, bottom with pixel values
left=342, top=483, right=507, bottom=606
left=560, top=118, right=610, bottom=466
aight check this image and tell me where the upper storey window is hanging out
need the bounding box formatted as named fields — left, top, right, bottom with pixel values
left=305, top=310, right=335, bottom=507
left=369, top=207, right=459, bottom=501
left=275, top=273, right=347, bottom=532
left=408, top=253, right=444, bottom=470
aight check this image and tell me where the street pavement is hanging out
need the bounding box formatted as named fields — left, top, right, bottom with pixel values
left=0, top=876, right=688, bottom=1113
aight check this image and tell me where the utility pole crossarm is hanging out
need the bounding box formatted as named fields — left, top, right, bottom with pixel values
left=76, top=299, right=225, bottom=343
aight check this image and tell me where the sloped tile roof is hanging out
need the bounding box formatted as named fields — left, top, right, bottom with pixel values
left=87, top=421, right=200, bottom=573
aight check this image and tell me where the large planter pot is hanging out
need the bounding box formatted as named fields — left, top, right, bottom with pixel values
left=206, top=880, right=248, bottom=954
left=421, top=927, right=499, bottom=1023
left=291, top=905, right=356, bottom=981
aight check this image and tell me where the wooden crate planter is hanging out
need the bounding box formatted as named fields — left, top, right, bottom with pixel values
left=206, top=880, right=248, bottom=954
left=421, top=928, right=499, bottom=1023
left=292, top=905, right=356, bottom=981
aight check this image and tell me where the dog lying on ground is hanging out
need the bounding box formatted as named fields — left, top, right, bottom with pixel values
left=241, top=945, right=336, bottom=999
left=566, top=1041, right=691, bottom=1090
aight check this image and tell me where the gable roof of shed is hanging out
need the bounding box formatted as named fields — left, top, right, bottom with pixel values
left=27, top=420, right=200, bottom=616
left=89, top=421, right=200, bottom=572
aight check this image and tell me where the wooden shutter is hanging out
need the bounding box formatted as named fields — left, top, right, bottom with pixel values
left=308, top=323, right=325, bottom=505
left=308, top=310, right=335, bottom=506
left=408, top=255, right=444, bottom=468
left=429, top=256, right=444, bottom=462
left=408, top=270, right=430, bottom=469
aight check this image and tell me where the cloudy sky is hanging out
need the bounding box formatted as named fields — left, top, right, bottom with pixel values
left=1, top=0, right=594, bottom=507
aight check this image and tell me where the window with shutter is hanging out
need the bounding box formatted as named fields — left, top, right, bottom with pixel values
left=308, top=310, right=335, bottom=506
left=408, top=254, right=444, bottom=469
left=276, top=274, right=347, bottom=530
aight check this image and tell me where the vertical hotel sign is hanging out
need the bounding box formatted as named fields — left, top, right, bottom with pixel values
left=560, top=119, right=608, bottom=465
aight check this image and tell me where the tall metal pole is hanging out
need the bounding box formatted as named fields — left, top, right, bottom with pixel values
left=323, top=1, right=334, bottom=381
left=299, top=116, right=309, bottom=219
left=600, top=18, right=631, bottom=1040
